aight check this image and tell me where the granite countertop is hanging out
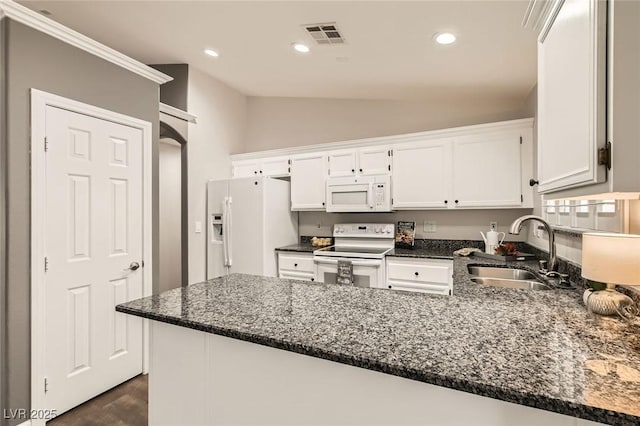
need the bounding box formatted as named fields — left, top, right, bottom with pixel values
left=275, top=243, right=456, bottom=260
left=274, top=243, right=317, bottom=253
left=117, top=258, right=640, bottom=425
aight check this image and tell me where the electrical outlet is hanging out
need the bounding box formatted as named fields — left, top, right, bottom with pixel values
left=423, top=221, right=437, bottom=233
left=489, top=221, right=498, bottom=231
left=535, top=226, right=543, bottom=238
left=195, top=221, right=202, bottom=233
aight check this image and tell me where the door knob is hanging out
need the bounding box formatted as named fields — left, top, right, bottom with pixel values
left=125, top=262, right=140, bottom=271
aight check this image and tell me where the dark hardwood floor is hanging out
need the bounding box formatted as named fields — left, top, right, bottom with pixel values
left=48, top=374, right=148, bottom=426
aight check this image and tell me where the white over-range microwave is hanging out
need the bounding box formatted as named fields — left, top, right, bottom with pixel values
left=325, top=175, right=392, bottom=212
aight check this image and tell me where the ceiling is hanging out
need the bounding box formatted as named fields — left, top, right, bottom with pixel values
left=19, top=1, right=537, bottom=103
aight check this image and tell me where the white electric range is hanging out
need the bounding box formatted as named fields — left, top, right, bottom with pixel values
left=313, top=223, right=395, bottom=288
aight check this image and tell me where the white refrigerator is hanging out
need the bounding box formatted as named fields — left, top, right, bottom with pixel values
left=206, top=177, right=298, bottom=279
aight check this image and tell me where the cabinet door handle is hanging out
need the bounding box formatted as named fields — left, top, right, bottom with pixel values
left=311, top=278, right=315, bottom=282
left=294, top=263, right=298, bottom=267
left=254, top=171, right=257, bottom=174
left=388, top=285, right=392, bottom=289
left=414, top=272, right=419, bottom=276
left=444, top=200, right=448, bottom=204
left=259, top=170, right=263, bottom=174
left=455, top=200, right=459, bottom=204
left=322, top=202, right=325, bottom=206
left=351, top=169, right=355, bottom=173
left=359, top=168, right=363, bottom=172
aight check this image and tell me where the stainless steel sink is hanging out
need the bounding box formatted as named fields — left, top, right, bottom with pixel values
left=470, top=277, right=552, bottom=291
left=467, top=266, right=538, bottom=281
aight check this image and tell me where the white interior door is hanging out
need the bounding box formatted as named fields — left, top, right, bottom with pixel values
left=44, top=105, right=144, bottom=415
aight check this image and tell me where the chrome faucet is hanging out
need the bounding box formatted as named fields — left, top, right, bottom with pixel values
left=509, top=215, right=558, bottom=272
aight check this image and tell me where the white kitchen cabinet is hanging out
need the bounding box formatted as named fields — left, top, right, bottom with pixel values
left=290, top=152, right=328, bottom=211
left=537, top=0, right=607, bottom=193
left=391, top=139, right=452, bottom=209
left=452, top=132, right=523, bottom=208
left=233, top=157, right=290, bottom=178
left=329, top=147, right=390, bottom=177
left=278, top=252, right=316, bottom=282
left=328, top=149, right=357, bottom=177
left=260, top=156, right=290, bottom=177
left=357, top=146, right=390, bottom=175
left=386, top=257, right=453, bottom=295
left=232, top=159, right=262, bottom=178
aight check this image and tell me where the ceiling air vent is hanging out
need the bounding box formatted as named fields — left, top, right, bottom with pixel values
left=304, top=23, right=345, bottom=45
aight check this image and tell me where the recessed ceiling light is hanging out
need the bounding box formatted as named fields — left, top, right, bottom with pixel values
left=434, top=33, right=456, bottom=45
left=292, top=43, right=310, bottom=53
left=204, top=49, right=219, bottom=58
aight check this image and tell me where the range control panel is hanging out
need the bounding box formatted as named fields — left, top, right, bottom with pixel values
left=333, top=223, right=395, bottom=237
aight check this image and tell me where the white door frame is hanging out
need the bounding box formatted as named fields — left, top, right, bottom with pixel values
left=30, top=89, right=153, bottom=424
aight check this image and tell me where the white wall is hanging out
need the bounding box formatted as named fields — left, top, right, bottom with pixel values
left=159, top=138, right=183, bottom=292
left=244, top=96, right=534, bottom=152
left=187, top=68, right=247, bottom=283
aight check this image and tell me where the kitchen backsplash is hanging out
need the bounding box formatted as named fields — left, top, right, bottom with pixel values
left=299, top=210, right=532, bottom=241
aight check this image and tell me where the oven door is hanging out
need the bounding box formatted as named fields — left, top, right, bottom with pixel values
left=326, top=182, right=373, bottom=212
left=314, top=257, right=384, bottom=288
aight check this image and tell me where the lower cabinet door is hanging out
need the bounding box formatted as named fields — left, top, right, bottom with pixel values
left=386, top=257, right=453, bottom=295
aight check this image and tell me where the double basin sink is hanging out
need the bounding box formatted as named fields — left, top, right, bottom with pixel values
left=467, top=266, right=552, bottom=291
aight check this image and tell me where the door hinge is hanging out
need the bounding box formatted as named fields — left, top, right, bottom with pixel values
left=288, top=159, right=291, bottom=165
left=387, top=150, right=391, bottom=156
left=388, top=164, right=391, bottom=171
left=598, top=141, right=612, bottom=170
left=44, top=257, right=49, bottom=272
left=521, top=194, right=524, bottom=202
left=141, top=260, right=145, bottom=268
left=390, top=149, right=393, bottom=156
left=44, top=137, right=49, bottom=152
left=44, top=377, right=49, bottom=393
left=288, top=167, right=290, bottom=173
left=328, top=168, right=330, bottom=175
left=519, top=136, right=522, bottom=144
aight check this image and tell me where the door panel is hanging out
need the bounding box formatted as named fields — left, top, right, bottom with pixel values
left=290, top=153, right=328, bottom=210
left=392, top=140, right=452, bottom=209
left=358, top=147, right=390, bottom=175
left=44, top=105, right=143, bottom=415
left=229, top=178, right=264, bottom=275
left=452, top=133, right=522, bottom=207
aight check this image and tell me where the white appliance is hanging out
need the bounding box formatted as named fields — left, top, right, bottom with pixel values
left=325, top=175, right=392, bottom=212
left=207, top=177, right=298, bottom=279
left=313, top=223, right=395, bottom=288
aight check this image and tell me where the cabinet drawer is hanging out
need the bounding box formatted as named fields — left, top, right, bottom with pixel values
left=386, top=259, right=451, bottom=284
left=387, top=280, right=450, bottom=295
left=278, top=254, right=315, bottom=273
left=279, top=270, right=316, bottom=282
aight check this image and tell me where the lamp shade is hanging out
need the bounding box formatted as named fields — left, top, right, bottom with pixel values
left=582, top=233, right=640, bottom=286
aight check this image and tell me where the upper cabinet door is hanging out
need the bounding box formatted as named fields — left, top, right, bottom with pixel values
left=328, top=150, right=357, bottom=177
left=537, top=0, right=607, bottom=193
left=290, top=153, right=328, bottom=211
left=452, top=133, right=523, bottom=208
left=232, top=159, right=260, bottom=178
left=358, top=146, right=390, bottom=175
left=260, top=156, right=290, bottom=177
left=392, top=140, right=452, bottom=209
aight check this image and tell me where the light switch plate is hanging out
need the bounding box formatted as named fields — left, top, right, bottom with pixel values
left=423, top=221, right=436, bottom=233
left=195, top=221, right=202, bottom=233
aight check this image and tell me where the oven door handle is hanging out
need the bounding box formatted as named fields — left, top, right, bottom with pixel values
left=313, top=257, right=382, bottom=267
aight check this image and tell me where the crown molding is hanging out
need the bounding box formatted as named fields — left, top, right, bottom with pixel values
left=160, top=103, right=197, bottom=124
left=231, top=118, right=535, bottom=161
left=522, top=0, right=555, bottom=35
left=0, top=0, right=172, bottom=85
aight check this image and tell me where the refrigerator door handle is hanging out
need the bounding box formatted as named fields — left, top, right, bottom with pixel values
left=222, top=197, right=229, bottom=267
left=227, top=197, right=233, bottom=267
